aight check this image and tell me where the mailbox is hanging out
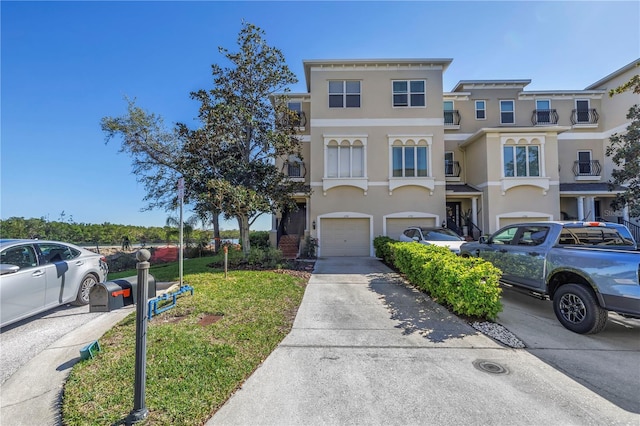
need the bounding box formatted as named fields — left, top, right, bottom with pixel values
left=89, top=281, right=132, bottom=312
left=89, top=275, right=156, bottom=312
left=120, top=275, right=156, bottom=303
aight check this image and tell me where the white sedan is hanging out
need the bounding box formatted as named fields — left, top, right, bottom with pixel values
left=399, top=226, right=466, bottom=254
left=0, top=239, right=108, bottom=328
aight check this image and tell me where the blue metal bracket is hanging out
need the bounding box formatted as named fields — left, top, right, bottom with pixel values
left=147, top=285, right=194, bottom=320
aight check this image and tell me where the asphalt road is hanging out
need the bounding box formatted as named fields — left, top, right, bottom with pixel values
left=0, top=281, right=174, bottom=386
left=0, top=303, right=104, bottom=385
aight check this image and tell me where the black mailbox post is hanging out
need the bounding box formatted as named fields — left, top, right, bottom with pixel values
left=89, top=275, right=155, bottom=313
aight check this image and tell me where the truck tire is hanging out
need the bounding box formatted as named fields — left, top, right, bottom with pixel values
left=553, top=283, right=608, bottom=334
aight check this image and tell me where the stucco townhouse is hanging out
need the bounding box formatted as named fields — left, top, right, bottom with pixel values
left=271, top=58, right=640, bottom=258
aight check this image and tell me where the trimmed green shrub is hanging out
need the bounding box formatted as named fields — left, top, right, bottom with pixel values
left=373, top=237, right=502, bottom=320
left=373, top=236, right=396, bottom=264
left=249, top=231, right=270, bottom=249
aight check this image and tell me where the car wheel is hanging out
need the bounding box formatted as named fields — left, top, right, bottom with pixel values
left=553, top=283, right=608, bottom=334
left=73, top=274, right=98, bottom=306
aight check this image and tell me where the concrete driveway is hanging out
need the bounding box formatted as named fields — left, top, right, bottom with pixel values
left=208, top=257, right=639, bottom=425
left=497, top=285, right=640, bottom=413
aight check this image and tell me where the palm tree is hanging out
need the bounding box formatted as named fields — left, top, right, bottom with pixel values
left=165, top=214, right=198, bottom=247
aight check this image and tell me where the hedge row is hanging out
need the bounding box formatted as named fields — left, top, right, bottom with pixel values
left=374, top=236, right=503, bottom=320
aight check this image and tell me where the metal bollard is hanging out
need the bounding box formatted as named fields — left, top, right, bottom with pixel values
left=126, top=249, right=151, bottom=424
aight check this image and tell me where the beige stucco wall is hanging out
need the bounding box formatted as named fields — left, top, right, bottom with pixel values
left=483, top=185, right=560, bottom=233
left=557, top=137, right=604, bottom=182
left=309, top=66, right=444, bottom=120
left=308, top=185, right=447, bottom=241
left=590, top=63, right=639, bottom=130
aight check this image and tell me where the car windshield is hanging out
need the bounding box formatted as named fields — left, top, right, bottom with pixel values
left=422, top=228, right=462, bottom=241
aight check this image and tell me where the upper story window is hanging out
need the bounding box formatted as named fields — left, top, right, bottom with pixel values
left=325, top=138, right=365, bottom=178
left=391, top=140, right=429, bottom=177
left=443, top=101, right=454, bottom=124
left=500, top=100, right=515, bottom=124
left=393, top=145, right=428, bottom=177
left=577, top=150, right=593, bottom=175
left=444, top=151, right=455, bottom=176
left=475, top=100, right=486, bottom=120
left=287, top=101, right=304, bottom=127
left=575, top=99, right=590, bottom=123
left=535, top=99, right=552, bottom=124
left=503, top=144, right=540, bottom=177
left=392, top=80, right=426, bottom=107
left=329, top=81, right=360, bottom=108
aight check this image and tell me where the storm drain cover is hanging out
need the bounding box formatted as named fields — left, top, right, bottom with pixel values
left=472, top=359, right=509, bottom=375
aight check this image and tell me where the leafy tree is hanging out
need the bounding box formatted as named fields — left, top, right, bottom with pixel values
left=188, top=22, right=308, bottom=254
left=607, top=63, right=640, bottom=219
left=101, top=97, right=183, bottom=213
left=101, top=23, right=306, bottom=255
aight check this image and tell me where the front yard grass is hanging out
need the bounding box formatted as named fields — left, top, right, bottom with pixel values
left=62, top=255, right=307, bottom=425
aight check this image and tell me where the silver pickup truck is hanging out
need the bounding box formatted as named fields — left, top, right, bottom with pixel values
left=460, top=221, right=640, bottom=334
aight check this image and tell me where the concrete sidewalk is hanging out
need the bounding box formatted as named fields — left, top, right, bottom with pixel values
left=207, top=257, right=637, bottom=425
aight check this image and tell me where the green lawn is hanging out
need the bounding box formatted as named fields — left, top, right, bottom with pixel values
left=62, top=255, right=307, bottom=425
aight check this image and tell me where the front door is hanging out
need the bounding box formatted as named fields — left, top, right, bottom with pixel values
left=446, top=202, right=462, bottom=235
left=284, top=203, right=306, bottom=237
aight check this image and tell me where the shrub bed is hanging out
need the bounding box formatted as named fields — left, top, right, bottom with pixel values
left=374, top=237, right=502, bottom=320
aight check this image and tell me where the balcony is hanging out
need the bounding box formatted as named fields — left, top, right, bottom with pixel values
left=445, top=160, right=461, bottom=178
left=572, top=160, right=601, bottom=180
left=280, top=111, right=307, bottom=129
left=531, top=109, right=559, bottom=126
left=284, top=161, right=306, bottom=180
left=444, top=110, right=461, bottom=127
left=570, top=109, right=599, bottom=126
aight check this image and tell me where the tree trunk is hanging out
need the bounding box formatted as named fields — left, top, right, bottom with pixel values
left=212, top=212, right=221, bottom=252
left=237, top=214, right=251, bottom=256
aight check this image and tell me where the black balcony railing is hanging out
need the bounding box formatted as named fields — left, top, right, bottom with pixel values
left=620, top=219, right=640, bottom=245
left=571, top=109, right=599, bottom=125
left=286, top=111, right=307, bottom=128
left=572, top=160, right=601, bottom=177
left=444, top=110, right=461, bottom=126
left=531, top=109, right=559, bottom=125
left=445, top=160, right=461, bottom=177
left=285, top=161, right=306, bottom=178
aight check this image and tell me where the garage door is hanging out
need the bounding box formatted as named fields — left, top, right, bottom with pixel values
left=386, top=218, right=437, bottom=241
left=498, top=217, right=549, bottom=228
left=320, top=218, right=370, bottom=257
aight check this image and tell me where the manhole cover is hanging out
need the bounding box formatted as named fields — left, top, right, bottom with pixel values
left=472, top=359, right=509, bottom=375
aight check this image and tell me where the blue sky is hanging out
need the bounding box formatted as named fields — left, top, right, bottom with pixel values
left=2, top=1, right=639, bottom=231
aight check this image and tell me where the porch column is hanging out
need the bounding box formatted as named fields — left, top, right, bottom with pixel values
left=577, top=196, right=585, bottom=221
left=471, top=197, right=478, bottom=227
left=623, top=205, right=630, bottom=222
left=306, top=198, right=310, bottom=234
left=271, top=214, right=277, bottom=231
left=587, top=196, right=596, bottom=220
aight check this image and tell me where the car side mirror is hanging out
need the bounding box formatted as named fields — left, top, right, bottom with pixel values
left=412, top=236, right=420, bottom=242
left=478, top=236, right=489, bottom=244
left=0, top=264, right=20, bottom=275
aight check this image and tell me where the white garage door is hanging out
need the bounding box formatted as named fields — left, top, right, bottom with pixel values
left=320, top=218, right=370, bottom=257
left=386, top=218, right=437, bottom=241
left=498, top=217, right=549, bottom=228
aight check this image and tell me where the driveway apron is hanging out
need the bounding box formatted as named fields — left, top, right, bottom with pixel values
left=208, top=257, right=638, bottom=425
